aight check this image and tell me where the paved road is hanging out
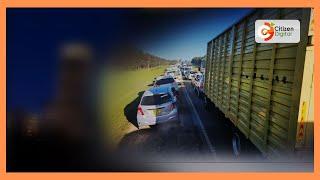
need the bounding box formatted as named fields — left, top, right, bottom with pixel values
left=118, top=81, right=207, bottom=161
left=182, top=80, right=263, bottom=160
left=116, top=80, right=312, bottom=171
left=118, top=81, right=261, bottom=160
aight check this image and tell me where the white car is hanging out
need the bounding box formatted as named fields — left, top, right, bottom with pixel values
left=181, top=67, right=191, bottom=77
left=154, top=75, right=179, bottom=92
left=194, top=73, right=205, bottom=97
left=187, top=71, right=196, bottom=80
left=171, top=70, right=183, bottom=85
left=165, top=71, right=175, bottom=77
left=137, top=86, right=179, bottom=128
left=191, top=74, right=197, bottom=87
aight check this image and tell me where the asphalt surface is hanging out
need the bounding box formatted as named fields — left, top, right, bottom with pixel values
left=118, top=81, right=208, bottom=162
left=117, top=80, right=313, bottom=171
left=118, top=81, right=261, bottom=161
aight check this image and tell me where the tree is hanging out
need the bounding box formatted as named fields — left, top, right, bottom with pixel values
left=191, top=56, right=205, bottom=67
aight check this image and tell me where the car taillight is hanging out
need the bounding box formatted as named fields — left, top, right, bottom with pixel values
left=138, top=106, right=144, bottom=115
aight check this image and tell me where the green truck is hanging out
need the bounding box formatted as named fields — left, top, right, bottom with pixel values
left=203, top=8, right=314, bottom=158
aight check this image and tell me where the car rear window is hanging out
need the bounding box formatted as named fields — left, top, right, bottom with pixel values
left=141, top=93, right=172, bottom=105
left=155, top=78, right=174, bottom=85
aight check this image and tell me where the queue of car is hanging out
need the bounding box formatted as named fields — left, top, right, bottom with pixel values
left=137, top=65, right=181, bottom=128
left=136, top=63, right=204, bottom=128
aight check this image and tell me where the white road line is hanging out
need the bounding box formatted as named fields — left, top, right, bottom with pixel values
left=183, top=85, right=217, bottom=157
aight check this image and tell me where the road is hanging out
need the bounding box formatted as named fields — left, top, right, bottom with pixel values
left=116, top=80, right=312, bottom=172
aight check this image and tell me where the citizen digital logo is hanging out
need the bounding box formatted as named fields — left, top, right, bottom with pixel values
left=274, top=25, right=295, bottom=37
left=255, top=20, right=300, bottom=43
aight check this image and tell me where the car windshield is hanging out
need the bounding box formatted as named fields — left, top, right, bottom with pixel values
left=155, top=78, right=174, bottom=85
left=141, top=93, right=172, bottom=105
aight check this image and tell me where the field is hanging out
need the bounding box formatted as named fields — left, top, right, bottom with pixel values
left=99, top=66, right=167, bottom=146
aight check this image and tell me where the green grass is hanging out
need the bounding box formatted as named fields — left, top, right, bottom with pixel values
left=100, top=66, right=167, bottom=146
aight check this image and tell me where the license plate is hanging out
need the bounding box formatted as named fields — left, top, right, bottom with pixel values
left=153, top=109, right=162, bottom=116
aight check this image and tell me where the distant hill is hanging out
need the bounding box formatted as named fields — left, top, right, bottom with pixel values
left=107, top=46, right=175, bottom=70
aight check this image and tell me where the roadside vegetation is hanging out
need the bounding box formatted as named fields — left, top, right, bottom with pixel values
left=100, top=66, right=167, bottom=147
left=191, top=55, right=206, bottom=68
left=108, top=46, right=173, bottom=70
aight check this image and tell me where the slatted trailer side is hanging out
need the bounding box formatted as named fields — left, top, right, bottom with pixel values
left=204, top=8, right=313, bottom=157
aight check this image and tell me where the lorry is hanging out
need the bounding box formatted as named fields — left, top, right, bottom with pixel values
left=203, top=8, right=314, bottom=158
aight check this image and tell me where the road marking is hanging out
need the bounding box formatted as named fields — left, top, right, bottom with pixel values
left=183, top=84, right=217, bottom=157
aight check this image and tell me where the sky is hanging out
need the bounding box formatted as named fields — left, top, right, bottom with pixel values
left=7, top=8, right=252, bottom=112
left=135, top=9, right=253, bottom=60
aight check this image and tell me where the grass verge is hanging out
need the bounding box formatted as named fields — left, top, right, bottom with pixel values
left=99, top=66, right=167, bottom=146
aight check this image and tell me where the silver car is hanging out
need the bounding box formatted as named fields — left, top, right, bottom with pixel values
left=137, top=86, right=178, bottom=128
left=154, top=75, right=179, bottom=92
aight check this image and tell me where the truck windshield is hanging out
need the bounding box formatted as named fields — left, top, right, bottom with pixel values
left=141, top=93, right=172, bottom=105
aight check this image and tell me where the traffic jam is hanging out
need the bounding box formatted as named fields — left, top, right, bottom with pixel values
left=119, top=62, right=259, bottom=164
left=137, top=64, right=204, bottom=129
left=6, top=8, right=314, bottom=172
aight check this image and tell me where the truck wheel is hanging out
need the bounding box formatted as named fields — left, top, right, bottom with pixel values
left=232, top=132, right=241, bottom=157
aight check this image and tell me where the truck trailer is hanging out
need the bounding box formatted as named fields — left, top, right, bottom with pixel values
left=203, top=8, right=314, bottom=158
